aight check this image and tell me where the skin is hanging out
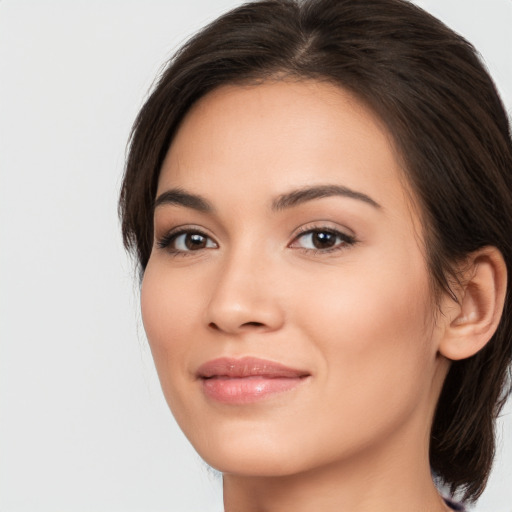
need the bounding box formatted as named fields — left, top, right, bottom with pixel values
left=141, top=80, right=503, bottom=512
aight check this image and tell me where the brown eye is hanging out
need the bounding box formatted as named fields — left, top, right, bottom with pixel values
left=183, top=233, right=208, bottom=250
left=157, top=230, right=218, bottom=253
left=173, top=232, right=217, bottom=251
left=310, top=231, right=337, bottom=249
left=291, top=228, right=356, bottom=252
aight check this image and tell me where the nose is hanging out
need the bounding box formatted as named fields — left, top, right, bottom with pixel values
left=204, top=248, right=285, bottom=335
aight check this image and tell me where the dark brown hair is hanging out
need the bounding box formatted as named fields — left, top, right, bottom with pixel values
left=119, top=0, right=512, bottom=502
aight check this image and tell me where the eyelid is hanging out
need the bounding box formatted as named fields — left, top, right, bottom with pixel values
left=288, top=223, right=357, bottom=253
left=156, top=225, right=218, bottom=253
left=155, top=222, right=357, bottom=256
left=290, top=221, right=356, bottom=242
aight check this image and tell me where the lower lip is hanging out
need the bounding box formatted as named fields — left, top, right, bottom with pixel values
left=201, top=376, right=307, bottom=404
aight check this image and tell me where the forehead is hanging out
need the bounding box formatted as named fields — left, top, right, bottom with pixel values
left=158, top=80, right=414, bottom=223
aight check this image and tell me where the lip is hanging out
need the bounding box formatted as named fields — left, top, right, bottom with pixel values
left=196, top=357, right=310, bottom=404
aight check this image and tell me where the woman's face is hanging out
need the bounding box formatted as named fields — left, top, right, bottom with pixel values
left=141, top=80, right=449, bottom=476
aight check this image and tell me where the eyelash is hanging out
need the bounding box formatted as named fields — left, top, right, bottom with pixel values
left=156, top=225, right=357, bottom=257
left=156, top=228, right=216, bottom=256
left=291, top=225, right=357, bottom=255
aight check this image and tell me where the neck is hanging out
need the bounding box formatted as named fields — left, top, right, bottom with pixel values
left=223, top=458, right=447, bottom=512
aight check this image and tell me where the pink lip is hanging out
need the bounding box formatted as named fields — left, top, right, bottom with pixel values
left=196, top=357, right=310, bottom=404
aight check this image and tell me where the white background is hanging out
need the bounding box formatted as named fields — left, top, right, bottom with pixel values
left=0, top=1, right=510, bottom=511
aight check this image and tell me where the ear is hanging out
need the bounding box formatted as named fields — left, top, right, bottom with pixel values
left=439, top=246, right=507, bottom=361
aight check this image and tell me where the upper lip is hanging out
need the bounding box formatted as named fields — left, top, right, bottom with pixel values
left=196, top=357, right=310, bottom=379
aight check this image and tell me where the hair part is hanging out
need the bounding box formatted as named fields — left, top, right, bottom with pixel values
left=119, top=0, right=512, bottom=501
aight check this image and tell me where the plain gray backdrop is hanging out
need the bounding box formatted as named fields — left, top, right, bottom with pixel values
left=1, top=1, right=511, bottom=511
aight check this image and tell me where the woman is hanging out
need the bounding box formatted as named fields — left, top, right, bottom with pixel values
left=119, top=0, right=512, bottom=510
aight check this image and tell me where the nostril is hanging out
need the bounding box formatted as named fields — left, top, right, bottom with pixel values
left=208, top=320, right=264, bottom=332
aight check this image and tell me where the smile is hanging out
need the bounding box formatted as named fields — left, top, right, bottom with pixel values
left=196, top=357, right=310, bottom=404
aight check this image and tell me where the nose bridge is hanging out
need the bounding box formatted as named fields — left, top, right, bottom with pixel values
left=205, top=237, right=284, bottom=334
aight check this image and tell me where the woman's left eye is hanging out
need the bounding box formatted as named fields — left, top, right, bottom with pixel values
left=290, top=228, right=356, bottom=252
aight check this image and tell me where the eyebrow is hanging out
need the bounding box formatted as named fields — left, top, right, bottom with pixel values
left=153, top=184, right=381, bottom=213
left=154, top=188, right=213, bottom=212
left=272, top=184, right=381, bottom=211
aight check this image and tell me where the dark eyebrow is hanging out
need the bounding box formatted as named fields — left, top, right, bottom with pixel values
left=154, top=188, right=214, bottom=213
left=272, top=184, right=381, bottom=211
left=154, top=184, right=380, bottom=214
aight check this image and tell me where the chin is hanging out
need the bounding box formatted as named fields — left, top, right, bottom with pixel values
left=201, top=448, right=307, bottom=478
left=183, top=422, right=313, bottom=477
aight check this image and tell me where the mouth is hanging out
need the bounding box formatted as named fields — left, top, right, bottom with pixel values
left=196, top=357, right=311, bottom=404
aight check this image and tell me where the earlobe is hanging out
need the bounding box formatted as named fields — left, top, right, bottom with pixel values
left=439, top=247, right=507, bottom=361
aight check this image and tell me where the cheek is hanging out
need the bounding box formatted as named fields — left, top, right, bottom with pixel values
left=293, top=251, right=435, bottom=414
left=140, top=261, right=199, bottom=403
left=141, top=257, right=202, bottom=338
left=295, top=248, right=432, bottom=338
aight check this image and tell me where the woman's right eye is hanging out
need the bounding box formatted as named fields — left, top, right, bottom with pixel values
left=157, top=229, right=218, bottom=254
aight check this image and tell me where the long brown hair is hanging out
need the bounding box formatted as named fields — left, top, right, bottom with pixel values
left=119, top=0, right=512, bottom=501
